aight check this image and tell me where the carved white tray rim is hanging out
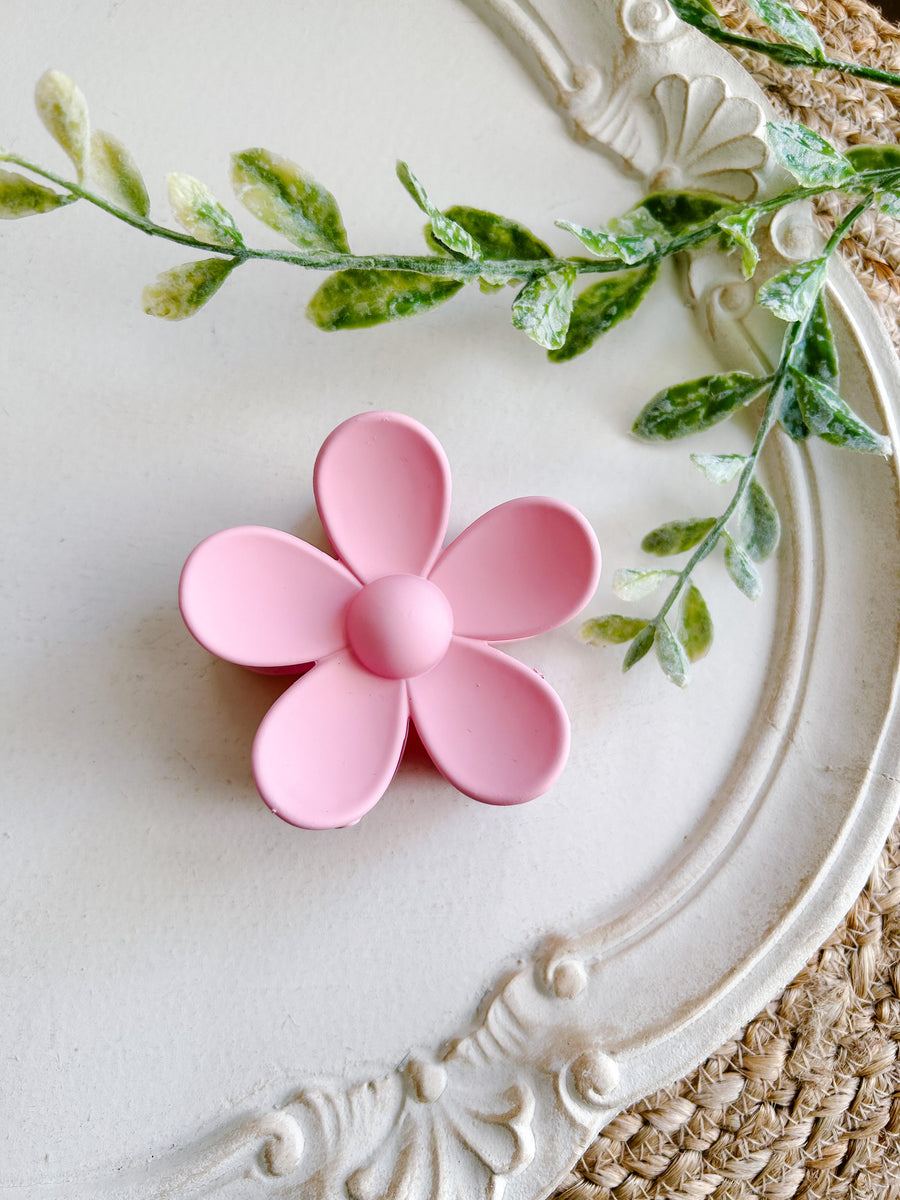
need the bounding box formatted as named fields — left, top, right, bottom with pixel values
left=7, top=3, right=900, bottom=1198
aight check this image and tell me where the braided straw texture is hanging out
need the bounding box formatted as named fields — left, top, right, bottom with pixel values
left=553, top=3, right=900, bottom=1196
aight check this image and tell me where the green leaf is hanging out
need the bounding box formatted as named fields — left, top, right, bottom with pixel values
left=766, top=121, right=852, bottom=186
left=876, top=190, right=900, bottom=220
left=90, top=130, right=149, bottom=219
left=844, top=144, right=900, bottom=173
left=756, top=257, right=826, bottom=323
left=548, top=264, right=658, bottom=362
left=641, top=190, right=729, bottom=233
left=142, top=258, right=235, bottom=321
left=612, top=568, right=676, bottom=601
left=723, top=533, right=762, bottom=600
left=34, top=69, right=89, bottom=180
left=511, top=266, right=576, bottom=349
left=427, top=206, right=552, bottom=263
left=396, top=162, right=480, bottom=261
left=717, top=208, right=761, bottom=278
left=656, top=620, right=690, bottom=688
left=307, top=269, right=463, bottom=331
left=679, top=584, right=713, bottom=661
left=666, top=0, right=724, bottom=31
left=642, top=517, right=717, bottom=556
left=582, top=614, right=650, bottom=645
left=739, top=480, right=781, bottom=562
left=231, top=148, right=349, bottom=252
left=791, top=369, right=892, bottom=454
left=623, top=624, right=656, bottom=672
left=634, top=372, right=769, bottom=440
left=167, top=173, right=244, bottom=249
left=0, top=169, right=71, bottom=218
left=780, top=292, right=838, bottom=440
left=425, top=208, right=480, bottom=260
left=557, top=207, right=668, bottom=265
left=745, top=0, right=824, bottom=56
left=690, top=453, right=747, bottom=484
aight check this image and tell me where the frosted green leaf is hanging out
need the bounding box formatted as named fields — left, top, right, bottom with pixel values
left=745, top=0, right=824, bottom=56
left=142, top=258, right=235, bottom=321
left=612, top=568, right=676, bottom=601
left=307, top=269, right=463, bottom=330
left=766, top=122, right=852, bottom=186
left=718, top=208, right=761, bottom=278
left=623, top=624, right=656, bottom=672
left=791, top=369, right=892, bottom=454
left=0, top=169, right=71, bottom=218
left=756, top=258, right=826, bottom=323
left=231, top=148, right=348, bottom=252
left=844, top=145, right=900, bottom=173
left=634, top=372, right=769, bottom=440
left=90, top=130, right=149, bottom=219
left=548, top=264, right=658, bottom=363
left=426, top=206, right=551, bottom=263
left=395, top=159, right=432, bottom=211
left=739, top=480, right=781, bottom=561
left=690, top=453, right=747, bottom=484
left=425, top=206, right=551, bottom=289
left=656, top=620, right=690, bottom=688
left=511, top=266, right=576, bottom=349
left=557, top=207, right=668, bottom=265
left=642, top=517, right=717, bottom=556
left=667, top=0, right=724, bottom=29
left=35, top=70, right=89, bottom=180
left=641, top=190, right=730, bottom=233
left=429, top=212, right=481, bottom=261
left=582, top=615, right=649, bottom=645
left=723, top=533, right=762, bottom=600
left=876, top=191, right=900, bottom=220
left=396, top=162, right=480, bottom=261
left=167, top=174, right=244, bottom=249
left=780, top=292, right=837, bottom=440
left=680, top=584, right=713, bottom=662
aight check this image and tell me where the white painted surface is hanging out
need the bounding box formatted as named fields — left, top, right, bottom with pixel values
left=0, top=2, right=898, bottom=1197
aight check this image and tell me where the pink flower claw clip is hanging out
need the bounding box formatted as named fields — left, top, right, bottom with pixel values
left=179, top=412, right=601, bottom=829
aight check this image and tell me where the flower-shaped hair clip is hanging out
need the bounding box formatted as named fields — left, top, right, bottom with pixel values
left=179, top=412, right=601, bottom=829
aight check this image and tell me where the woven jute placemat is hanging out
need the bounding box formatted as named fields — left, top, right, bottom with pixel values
left=553, top=3, right=900, bottom=1197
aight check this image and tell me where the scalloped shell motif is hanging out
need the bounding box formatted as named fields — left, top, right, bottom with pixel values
left=649, top=74, right=766, bottom=200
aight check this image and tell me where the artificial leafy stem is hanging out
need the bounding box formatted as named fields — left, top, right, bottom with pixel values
left=669, top=0, right=900, bottom=88
left=0, top=147, right=576, bottom=279
left=623, top=195, right=873, bottom=677
left=3, top=145, right=898, bottom=287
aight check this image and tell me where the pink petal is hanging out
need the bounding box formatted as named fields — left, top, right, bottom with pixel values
left=314, top=412, right=451, bottom=582
left=408, top=637, right=569, bottom=805
left=428, top=497, right=600, bottom=641
left=180, top=526, right=360, bottom=669
left=252, top=652, right=409, bottom=829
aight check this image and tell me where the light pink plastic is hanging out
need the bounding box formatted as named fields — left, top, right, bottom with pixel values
left=178, top=411, right=601, bottom=829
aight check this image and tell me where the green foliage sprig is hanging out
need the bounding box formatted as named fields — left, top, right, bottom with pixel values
left=2, top=47, right=898, bottom=686
left=585, top=194, right=887, bottom=686
left=669, top=0, right=900, bottom=88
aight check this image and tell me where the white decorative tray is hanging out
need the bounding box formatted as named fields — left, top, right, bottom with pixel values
left=2, top=2, right=899, bottom=1198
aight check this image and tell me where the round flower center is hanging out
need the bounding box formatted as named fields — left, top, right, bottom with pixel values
left=345, top=574, right=453, bottom=680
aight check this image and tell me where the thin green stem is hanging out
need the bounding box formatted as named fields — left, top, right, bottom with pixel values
left=646, top=194, right=873, bottom=636
left=696, top=24, right=900, bottom=89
